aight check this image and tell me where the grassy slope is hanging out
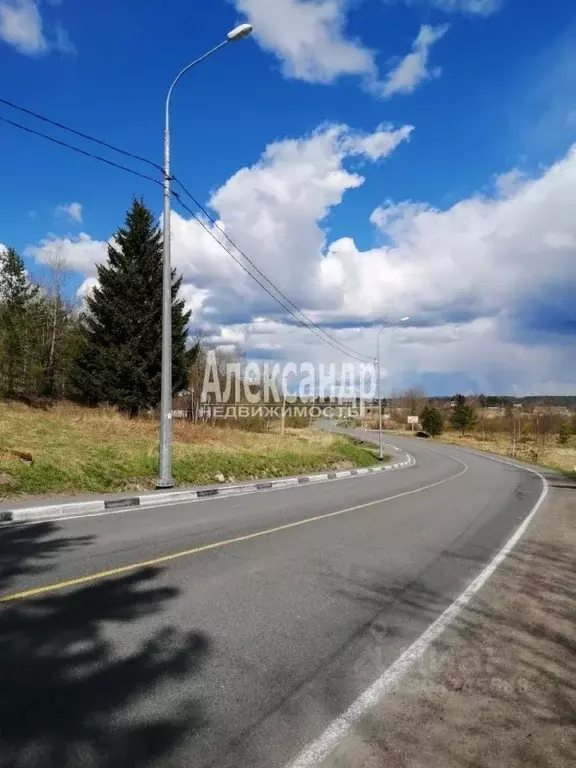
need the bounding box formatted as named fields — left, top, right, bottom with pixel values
left=0, top=402, right=382, bottom=499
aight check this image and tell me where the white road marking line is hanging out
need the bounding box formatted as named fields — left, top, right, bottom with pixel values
left=285, top=453, right=548, bottom=768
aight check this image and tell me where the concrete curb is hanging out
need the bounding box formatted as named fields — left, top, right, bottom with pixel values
left=0, top=450, right=415, bottom=524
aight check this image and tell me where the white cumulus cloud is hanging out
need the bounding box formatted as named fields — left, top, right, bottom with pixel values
left=0, top=0, right=45, bottom=54
left=173, top=133, right=576, bottom=392
left=23, top=126, right=576, bottom=394
left=376, top=24, right=449, bottom=98
left=0, top=0, right=73, bottom=55
left=323, top=152, right=576, bottom=326
left=345, top=123, right=415, bottom=160
left=233, top=0, right=376, bottom=83
left=233, top=0, right=449, bottom=98
left=180, top=122, right=413, bottom=315
left=26, top=232, right=107, bottom=277
left=76, top=276, right=99, bottom=301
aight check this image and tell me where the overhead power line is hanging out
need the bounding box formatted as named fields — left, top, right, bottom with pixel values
left=0, top=115, right=163, bottom=189
left=0, top=96, right=163, bottom=173
left=172, top=179, right=373, bottom=362
left=171, top=191, right=372, bottom=362
left=0, top=99, right=372, bottom=362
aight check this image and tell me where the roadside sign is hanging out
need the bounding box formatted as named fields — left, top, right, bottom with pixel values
left=407, top=416, right=419, bottom=425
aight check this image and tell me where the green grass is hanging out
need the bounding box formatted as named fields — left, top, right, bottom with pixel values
left=0, top=402, right=384, bottom=500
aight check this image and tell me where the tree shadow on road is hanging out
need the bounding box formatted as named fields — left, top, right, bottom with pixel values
left=0, top=521, right=94, bottom=588
left=0, top=522, right=210, bottom=768
left=189, top=471, right=576, bottom=768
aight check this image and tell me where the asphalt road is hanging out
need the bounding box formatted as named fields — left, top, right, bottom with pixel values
left=0, top=430, right=544, bottom=768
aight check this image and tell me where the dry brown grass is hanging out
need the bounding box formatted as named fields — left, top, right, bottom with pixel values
left=0, top=401, right=379, bottom=499
left=435, top=432, right=576, bottom=473
left=378, top=424, right=576, bottom=474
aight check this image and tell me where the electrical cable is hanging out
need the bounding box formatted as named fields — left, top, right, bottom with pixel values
left=0, top=103, right=371, bottom=362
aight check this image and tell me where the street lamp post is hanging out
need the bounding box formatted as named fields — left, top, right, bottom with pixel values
left=374, top=317, right=409, bottom=460
left=157, top=23, right=253, bottom=489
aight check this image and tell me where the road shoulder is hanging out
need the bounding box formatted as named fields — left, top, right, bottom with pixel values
left=319, top=471, right=576, bottom=768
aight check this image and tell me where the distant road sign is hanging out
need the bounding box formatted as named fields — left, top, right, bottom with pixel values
left=407, top=416, right=419, bottom=425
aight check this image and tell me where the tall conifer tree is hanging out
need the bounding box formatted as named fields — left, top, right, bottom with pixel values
left=75, top=199, right=190, bottom=415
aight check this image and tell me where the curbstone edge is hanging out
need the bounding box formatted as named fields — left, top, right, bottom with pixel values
left=3, top=451, right=415, bottom=525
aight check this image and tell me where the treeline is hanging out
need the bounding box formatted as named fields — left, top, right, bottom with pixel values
left=0, top=199, right=191, bottom=413
left=0, top=246, right=83, bottom=399
left=378, top=392, right=576, bottom=458
left=1, top=197, right=309, bottom=430
left=432, top=395, right=576, bottom=408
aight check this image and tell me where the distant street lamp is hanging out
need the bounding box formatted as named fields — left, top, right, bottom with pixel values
left=157, top=24, right=253, bottom=489
left=375, top=317, right=410, bottom=459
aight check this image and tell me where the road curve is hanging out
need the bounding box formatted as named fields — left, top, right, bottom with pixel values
left=0, top=430, right=544, bottom=768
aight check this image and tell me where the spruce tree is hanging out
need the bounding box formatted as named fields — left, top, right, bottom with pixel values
left=421, top=404, right=444, bottom=437
left=75, top=199, right=190, bottom=415
left=450, top=394, right=477, bottom=436
left=0, top=247, right=40, bottom=395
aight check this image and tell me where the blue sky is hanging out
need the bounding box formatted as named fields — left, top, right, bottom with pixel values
left=1, top=0, right=576, bottom=395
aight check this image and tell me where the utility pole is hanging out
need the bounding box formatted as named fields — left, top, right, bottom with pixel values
left=374, top=317, right=409, bottom=460
left=511, top=386, right=518, bottom=459
left=375, top=333, right=383, bottom=460
left=281, top=390, right=286, bottom=436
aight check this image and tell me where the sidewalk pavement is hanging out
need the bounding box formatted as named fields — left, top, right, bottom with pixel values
left=320, top=471, right=576, bottom=768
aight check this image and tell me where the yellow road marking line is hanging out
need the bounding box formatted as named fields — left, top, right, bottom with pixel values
left=0, top=458, right=468, bottom=604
